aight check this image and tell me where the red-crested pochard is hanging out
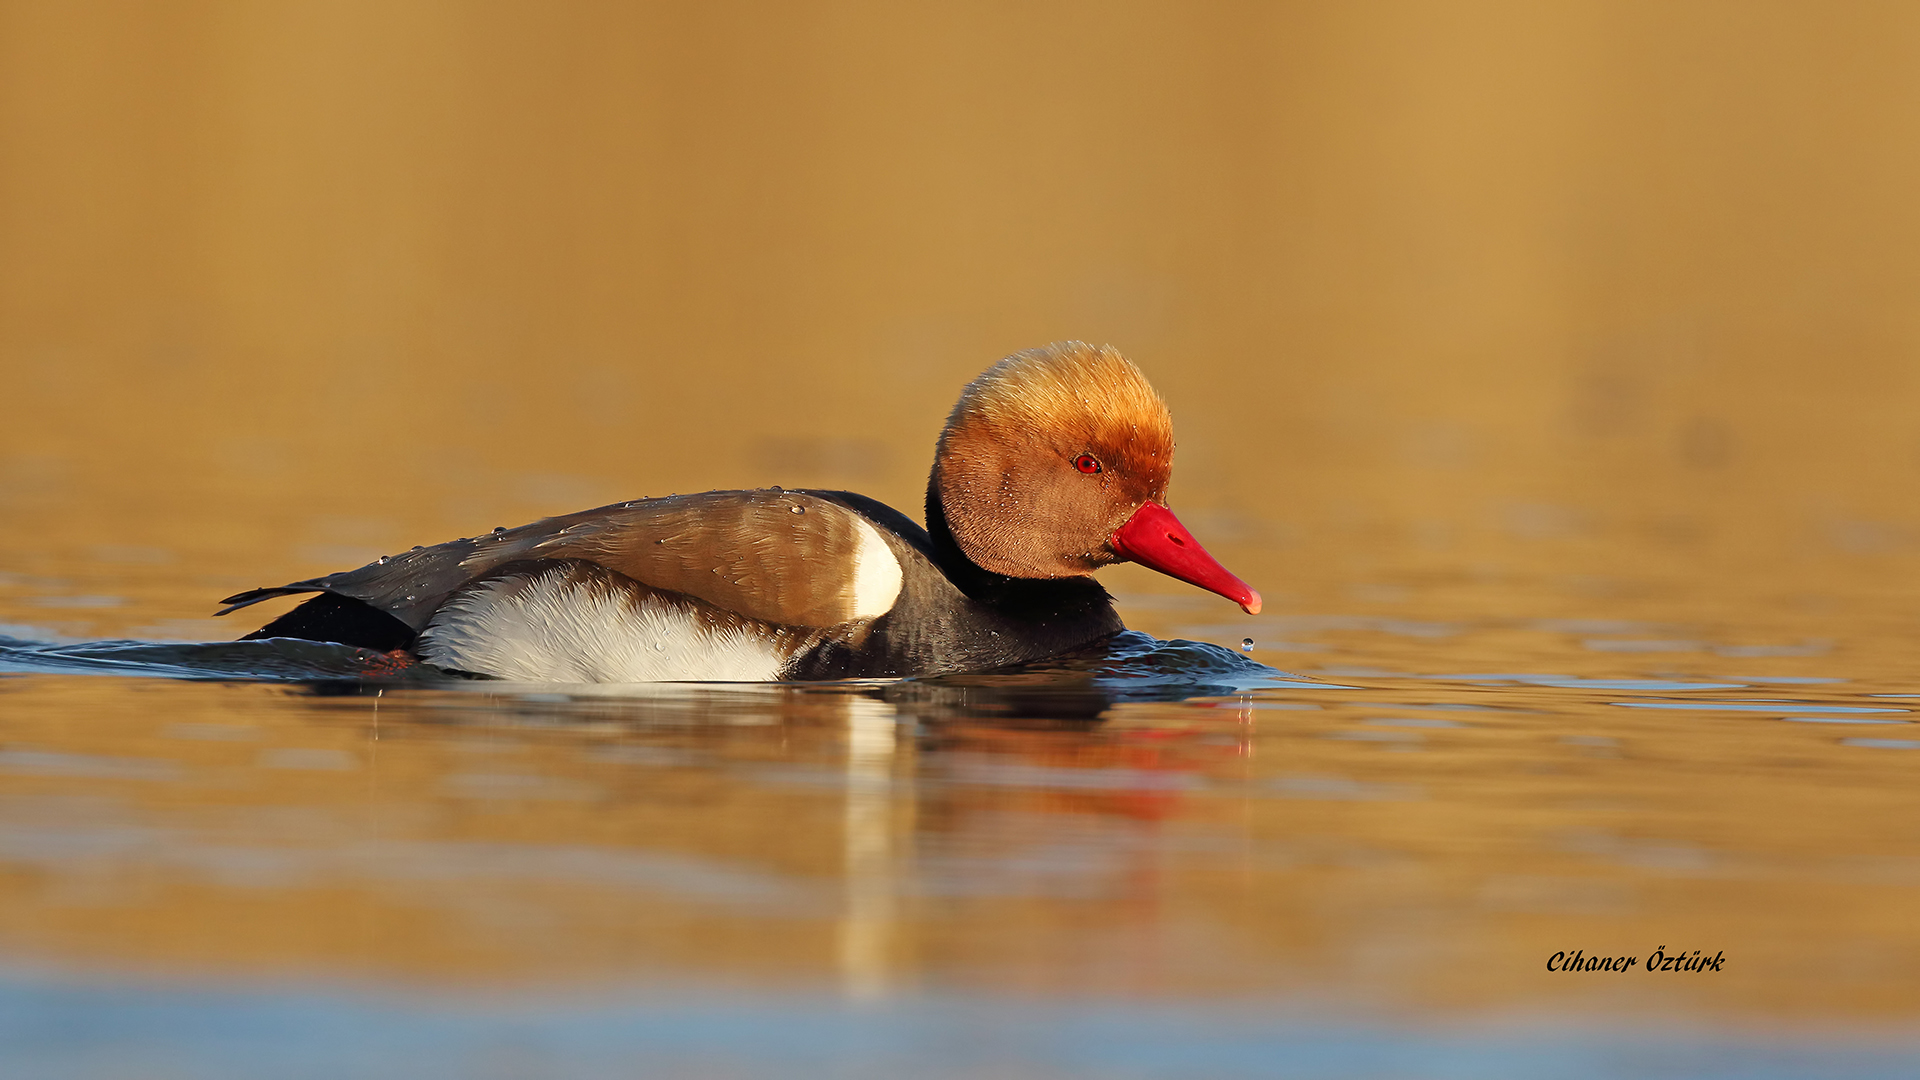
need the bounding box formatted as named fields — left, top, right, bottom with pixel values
left=218, top=342, right=1260, bottom=681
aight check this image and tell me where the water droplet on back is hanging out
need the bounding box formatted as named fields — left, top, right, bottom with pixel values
left=492, top=526, right=506, bottom=535
left=376, top=555, right=390, bottom=564
left=1241, top=638, right=1255, bottom=652
left=791, top=505, right=805, bottom=514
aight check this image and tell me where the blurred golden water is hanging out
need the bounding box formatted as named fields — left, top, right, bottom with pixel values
left=3, top=1, right=1920, bottom=1067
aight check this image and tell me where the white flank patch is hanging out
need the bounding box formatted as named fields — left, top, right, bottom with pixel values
left=419, top=573, right=787, bottom=683
left=848, top=516, right=904, bottom=620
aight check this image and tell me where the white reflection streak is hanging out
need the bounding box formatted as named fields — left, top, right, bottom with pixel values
left=837, top=695, right=900, bottom=1000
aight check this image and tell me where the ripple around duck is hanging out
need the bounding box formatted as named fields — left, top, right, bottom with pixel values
left=0, top=629, right=1338, bottom=705
left=0, top=634, right=415, bottom=682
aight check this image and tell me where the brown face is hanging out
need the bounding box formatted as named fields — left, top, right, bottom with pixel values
left=933, top=342, right=1175, bottom=579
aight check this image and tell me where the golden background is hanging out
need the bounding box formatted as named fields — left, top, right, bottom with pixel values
left=5, top=1, right=1919, bottom=624
left=2, top=0, right=1919, bottom=1041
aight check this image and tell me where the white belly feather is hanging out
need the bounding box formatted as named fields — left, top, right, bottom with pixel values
left=419, top=570, right=791, bottom=683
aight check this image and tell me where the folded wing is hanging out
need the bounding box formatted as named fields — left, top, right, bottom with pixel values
left=218, top=490, right=903, bottom=633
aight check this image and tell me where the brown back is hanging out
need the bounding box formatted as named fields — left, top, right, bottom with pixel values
left=281, top=490, right=883, bottom=631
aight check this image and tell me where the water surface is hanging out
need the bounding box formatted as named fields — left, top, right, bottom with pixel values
left=3, top=566, right=1918, bottom=1076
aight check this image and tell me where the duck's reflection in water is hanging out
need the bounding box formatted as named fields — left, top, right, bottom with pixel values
left=838, top=694, right=903, bottom=1000
left=235, top=663, right=1263, bottom=1000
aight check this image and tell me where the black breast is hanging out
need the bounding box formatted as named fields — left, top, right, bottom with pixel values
left=786, top=490, right=1125, bottom=678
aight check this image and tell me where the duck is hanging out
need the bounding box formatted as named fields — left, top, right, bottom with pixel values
left=216, top=341, right=1260, bottom=681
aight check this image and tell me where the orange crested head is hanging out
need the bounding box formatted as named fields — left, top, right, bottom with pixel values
left=934, top=342, right=1176, bottom=580
left=931, top=341, right=1259, bottom=612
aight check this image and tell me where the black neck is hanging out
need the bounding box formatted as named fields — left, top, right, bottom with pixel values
left=924, top=474, right=1113, bottom=616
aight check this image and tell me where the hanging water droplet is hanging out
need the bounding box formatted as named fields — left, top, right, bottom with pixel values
left=1241, top=638, right=1255, bottom=652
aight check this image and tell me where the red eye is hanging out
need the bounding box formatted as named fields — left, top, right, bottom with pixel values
left=1073, top=454, right=1102, bottom=475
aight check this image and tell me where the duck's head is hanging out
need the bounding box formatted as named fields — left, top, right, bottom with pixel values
left=932, top=341, right=1261, bottom=614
